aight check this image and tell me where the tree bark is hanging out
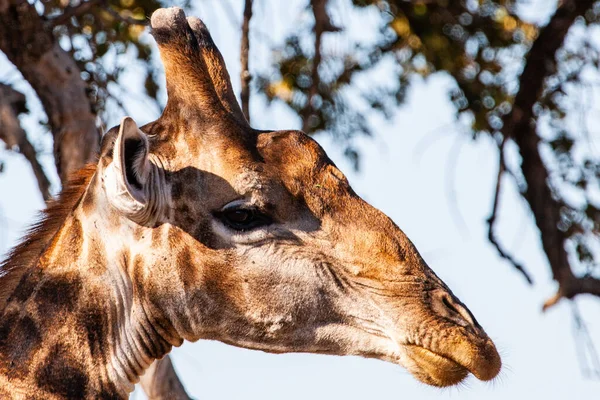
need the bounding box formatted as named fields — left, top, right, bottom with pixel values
left=240, top=0, right=253, bottom=123
left=302, top=0, right=339, bottom=133
left=0, top=0, right=99, bottom=182
left=501, top=0, right=600, bottom=307
left=0, top=83, right=51, bottom=200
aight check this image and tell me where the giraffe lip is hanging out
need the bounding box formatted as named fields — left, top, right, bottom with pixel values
left=402, top=339, right=501, bottom=387
left=403, top=345, right=469, bottom=387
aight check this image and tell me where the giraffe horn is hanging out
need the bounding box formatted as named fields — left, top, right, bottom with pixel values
left=186, top=16, right=248, bottom=127
left=150, top=7, right=247, bottom=126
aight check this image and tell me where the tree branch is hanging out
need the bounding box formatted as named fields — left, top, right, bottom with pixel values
left=0, top=83, right=51, bottom=200
left=302, top=0, right=340, bottom=132
left=48, top=0, right=104, bottom=27
left=487, top=136, right=534, bottom=284
left=543, top=276, right=600, bottom=311
left=48, top=0, right=147, bottom=27
left=240, top=0, right=253, bottom=123
left=0, top=0, right=100, bottom=182
left=500, top=0, right=597, bottom=307
left=105, top=7, right=148, bottom=26
left=570, top=302, right=600, bottom=379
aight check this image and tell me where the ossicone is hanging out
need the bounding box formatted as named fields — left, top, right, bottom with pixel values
left=150, top=7, right=248, bottom=128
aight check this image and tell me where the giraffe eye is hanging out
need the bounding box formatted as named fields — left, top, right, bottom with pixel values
left=217, top=206, right=272, bottom=231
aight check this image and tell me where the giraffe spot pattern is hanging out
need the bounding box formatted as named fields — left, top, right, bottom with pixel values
left=8, top=271, right=39, bottom=303
left=97, top=388, right=122, bottom=400
left=35, top=343, right=89, bottom=398
left=79, top=306, right=106, bottom=358
left=0, top=311, right=42, bottom=380
left=132, top=255, right=146, bottom=298
left=35, top=274, right=82, bottom=318
left=176, top=247, right=197, bottom=291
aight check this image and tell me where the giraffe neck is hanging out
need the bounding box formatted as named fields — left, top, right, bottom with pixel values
left=0, top=209, right=177, bottom=398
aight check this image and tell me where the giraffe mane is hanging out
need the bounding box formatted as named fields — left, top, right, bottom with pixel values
left=0, top=164, right=97, bottom=310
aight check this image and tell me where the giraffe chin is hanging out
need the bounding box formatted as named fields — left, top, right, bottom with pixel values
left=403, top=345, right=470, bottom=387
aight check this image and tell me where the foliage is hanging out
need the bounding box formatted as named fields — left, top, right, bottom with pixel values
left=257, top=0, right=600, bottom=283
left=257, top=1, right=537, bottom=161
left=43, top=0, right=170, bottom=117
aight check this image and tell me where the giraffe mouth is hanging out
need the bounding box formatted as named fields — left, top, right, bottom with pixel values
left=403, top=345, right=469, bottom=387
left=402, top=341, right=501, bottom=387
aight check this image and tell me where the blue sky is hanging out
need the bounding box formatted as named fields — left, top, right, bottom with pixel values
left=1, top=1, right=599, bottom=399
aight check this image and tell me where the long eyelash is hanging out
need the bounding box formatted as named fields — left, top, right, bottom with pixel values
left=215, top=207, right=272, bottom=231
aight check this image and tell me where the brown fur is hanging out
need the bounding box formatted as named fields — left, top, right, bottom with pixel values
left=0, top=164, right=96, bottom=311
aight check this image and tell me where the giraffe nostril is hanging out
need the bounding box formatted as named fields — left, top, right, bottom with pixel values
left=435, top=291, right=481, bottom=329
left=442, top=295, right=460, bottom=316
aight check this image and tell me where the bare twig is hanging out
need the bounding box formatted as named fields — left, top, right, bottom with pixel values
left=240, top=0, right=253, bottom=122
left=302, top=0, right=340, bottom=132
left=217, top=0, right=274, bottom=46
left=48, top=0, right=104, bottom=27
left=0, top=84, right=51, bottom=200
left=487, top=136, right=534, bottom=284
left=49, top=0, right=148, bottom=27
left=105, top=7, right=148, bottom=26
left=499, top=0, right=597, bottom=305
left=570, top=302, right=600, bottom=379
left=542, top=275, right=600, bottom=311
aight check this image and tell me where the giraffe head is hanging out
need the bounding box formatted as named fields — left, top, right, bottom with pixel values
left=98, top=8, right=501, bottom=387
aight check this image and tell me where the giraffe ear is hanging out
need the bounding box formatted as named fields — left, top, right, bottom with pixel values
left=103, top=117, right=153, bottom=222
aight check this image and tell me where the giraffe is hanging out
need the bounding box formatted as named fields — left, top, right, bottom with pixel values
left=0, top=7, right=501, bottom=399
